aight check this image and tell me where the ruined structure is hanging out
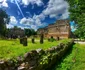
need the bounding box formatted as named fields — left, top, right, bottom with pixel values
left=37, top=20, right=71, bottom=39
left=7, top=28, right=25, bottom=38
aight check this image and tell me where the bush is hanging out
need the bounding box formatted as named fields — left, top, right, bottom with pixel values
left=48, top=36, right=56, bottom=42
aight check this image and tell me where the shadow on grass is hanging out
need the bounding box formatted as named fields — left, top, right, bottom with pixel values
left=48, top=43, right=75, bottom=70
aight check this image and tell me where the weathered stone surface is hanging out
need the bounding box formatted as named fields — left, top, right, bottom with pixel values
left=46, top=47, right=55, bottom=53
left=24, top=52, right=32, bottom=62
left=0, top=40, right=74, bottom=70
left=59, top=43, right=65, bottom=49
left=36, top=49, right=45, bottom=55
left=17, top=56, right=23, bottom=63
left=18, top=66, right=26, bottom=70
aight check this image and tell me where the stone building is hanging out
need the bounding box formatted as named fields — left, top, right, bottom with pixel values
left=7, top=28, right=25, bottom=38
left=37, top=20, right=71, bottom=39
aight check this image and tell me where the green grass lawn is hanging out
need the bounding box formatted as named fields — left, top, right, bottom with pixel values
left=0, top=38, right=70, bottom=60
left=52, top=43, right=85, bottom=70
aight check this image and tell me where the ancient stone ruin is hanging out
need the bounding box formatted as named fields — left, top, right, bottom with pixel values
left=37, top=20, right=71, bottom=39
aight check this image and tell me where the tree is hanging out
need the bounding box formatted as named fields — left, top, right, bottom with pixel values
left=67, top=0, right=85, bottom=39
left=14, top=26, right=18, bottom=29
left=24, top=28, right=32, bottom=37
left=24, top=28, right=37, bottom=37
left=31, top=29, right=37, bottom=35
left=0, top=9, right=10, bottom=36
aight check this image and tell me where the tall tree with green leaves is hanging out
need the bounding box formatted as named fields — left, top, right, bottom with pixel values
left=24, top=28, right=32, bottom=37
left=24, top=28, right=37, bottom=37
left=0, top=9, right=10, bottom=36
left=67, top=0, right=85, bottom=38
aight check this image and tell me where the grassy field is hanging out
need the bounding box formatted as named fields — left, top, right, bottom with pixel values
left=0, top=38, right=70, bottom=60
left=52, top=43, right=85, bottom=70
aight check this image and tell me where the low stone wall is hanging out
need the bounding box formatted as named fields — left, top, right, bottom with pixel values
left=0, top=40, right=74, bottom=70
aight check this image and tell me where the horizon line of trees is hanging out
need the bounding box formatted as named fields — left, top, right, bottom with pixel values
left=6, top=26, right=37, bottom=38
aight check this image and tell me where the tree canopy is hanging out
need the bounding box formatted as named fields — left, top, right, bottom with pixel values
left=0, top=9, right=10, bottom=36
left=24, top=28, right=37, bottom=37
left=67, top=0, right=85, bottom=38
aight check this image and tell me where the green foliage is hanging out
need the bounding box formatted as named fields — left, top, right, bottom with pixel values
left=53, top=43, right=85, bottom=70
left=24, top=28, right=31, bottom=37
left=31, top=29, right=37, bottom=35
left=40, top=55, right=49, bottom=65
left=24, top=28, right=37, bottom=37
left=67, top=0, right=85, bottom=38
left=0, top=9, right=10, bottom=36
left=48, top=36, right=56, bottom=42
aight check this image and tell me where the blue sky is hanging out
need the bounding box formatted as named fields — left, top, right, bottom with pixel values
left=0, top=0, right=75, bottom=31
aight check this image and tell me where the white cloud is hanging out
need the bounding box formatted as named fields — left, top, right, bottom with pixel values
left=0, top=0, right=3, bottom=2
left=59, top=10, right=69, bottom=19
left=20, top=0, right=69, bottom=30
left=42, top=0, right=69, bottom=19
left=6, top=24, right=14, bottom=28
left=20, top=13, right=45, bottom=27
left=10, top=16, right=18, bottom=24
left=20, top=17, right=34, bottom=25
left=17, top=26, right=30, bottom=29
left=35, top=18, right=42, bottom=26
left=36, top=13, right=45, bottom=20
left=2, top=1, right=8, bottom=7
left=30, top=25, right=38, bottom=31
left=22, top=0, right=43, bottom=6
left=20, top=14, right=45, bottom=30
left=20, top=15, right=48, bottom=30
left=0, top=0, right=8, bottom=7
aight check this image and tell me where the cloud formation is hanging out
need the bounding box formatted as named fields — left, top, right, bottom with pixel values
left=10, top=16, right=18, bottom=24
left=20, top=0, right=69, bottom=30
left=42, top=0, right=69, bottom=19
left=0, top=0, right=8, bottom=7
left=8, top=0, right=43, bottom=6
left=20, top=17, right=34, bottom=25
left=22, top=0, right=43, bottom=6
left=6, top=24, right=14, bottom=28
left=1, top=0, right=70, bottom=30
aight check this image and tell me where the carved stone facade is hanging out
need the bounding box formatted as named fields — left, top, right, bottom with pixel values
left=37, top=20, right=71, bottom=39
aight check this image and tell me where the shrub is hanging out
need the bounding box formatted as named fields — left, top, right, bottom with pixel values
left=49, top=36, right=56, bottom=42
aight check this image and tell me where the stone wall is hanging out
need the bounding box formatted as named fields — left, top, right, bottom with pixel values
left=37, top=20, right=71, bottom=39
left=0, top=40, right=74, bottom=70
